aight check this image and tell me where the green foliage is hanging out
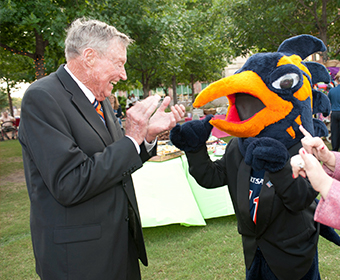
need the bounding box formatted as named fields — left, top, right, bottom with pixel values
left=113, top=79, right=142, bottom=95
left=0, top=0, right=104, bottom=78
left=0, top=88, right=9, bottom=110
left=225, top=0, right=340, bottom=58
left=105, top=0, right=187, bottom=97
left=101, top=0, right=232, bottom=99
left=0, top=47, right=32, bottom=114
left=118, top=95, right=127, bottom=114
left=179, top=1, right=232, bottom=84
left=0, top=48, right=34, bottom=83
left=1, top=0, right=339, bottom=103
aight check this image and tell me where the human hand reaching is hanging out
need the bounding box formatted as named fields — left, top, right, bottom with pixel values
left=145, top=96, right=185, bottom=143
left=125, top=95, right=161, bottom=145
left=299, top=125, right=335, bottom=171
left=291, top=148, right=332, bottom=198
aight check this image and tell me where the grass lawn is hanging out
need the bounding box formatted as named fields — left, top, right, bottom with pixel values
left=1, top=140, right=339, bottom=279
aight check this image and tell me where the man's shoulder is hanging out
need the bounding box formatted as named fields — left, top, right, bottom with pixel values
left=28, top=72, right=58, bottom=90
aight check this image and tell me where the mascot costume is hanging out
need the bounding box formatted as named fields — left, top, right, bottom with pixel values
left=170, top=35, right=340, bottom=279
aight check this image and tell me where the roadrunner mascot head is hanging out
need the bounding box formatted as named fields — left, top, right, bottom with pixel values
left=171, top=35, right=331, bottom=164
left=170, top=35, right=340, bottom=279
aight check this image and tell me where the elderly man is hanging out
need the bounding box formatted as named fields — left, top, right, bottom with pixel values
left=19, top=18, right=185, bottom=280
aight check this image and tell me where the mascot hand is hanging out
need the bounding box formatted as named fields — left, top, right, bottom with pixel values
left=170, top=115, right=213, bottom=152
left=244, top=137, right=290, bottom=172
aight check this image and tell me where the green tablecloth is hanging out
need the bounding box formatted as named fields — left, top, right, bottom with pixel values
left=132, top=154, right=234, bottom=228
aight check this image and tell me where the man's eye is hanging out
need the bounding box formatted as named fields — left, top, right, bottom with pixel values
left=272, top=73, right=300, bottom=89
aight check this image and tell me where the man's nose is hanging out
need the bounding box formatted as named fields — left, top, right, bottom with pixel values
left=120, top=67, right=127, bottom=80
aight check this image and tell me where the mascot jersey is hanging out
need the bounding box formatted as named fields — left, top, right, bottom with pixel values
left=170, top=35, right=340, bottom=280
left=249, top=169, right=265, bottom=224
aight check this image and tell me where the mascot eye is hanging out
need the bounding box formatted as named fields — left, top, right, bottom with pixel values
left=272, top=73, right=299, bottom=89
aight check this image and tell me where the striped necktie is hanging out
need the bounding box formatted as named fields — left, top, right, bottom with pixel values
left=92, top=99, right=106, bottom=125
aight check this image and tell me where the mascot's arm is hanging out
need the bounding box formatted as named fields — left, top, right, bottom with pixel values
left=270, top=160, right=318, bottom=212
left=170, top=116, right=229, bottom=188
left=185, top=145, right=229, bottom=189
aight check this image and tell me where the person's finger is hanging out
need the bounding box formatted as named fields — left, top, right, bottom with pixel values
left=157, top=96, right=171, bottom=112
left=291, top=154, right=304, bottom=178
left=171, top=105, right=185, bottom=122
left=299, top=148, right=307, bottom=158
left=299, top=125, right=313, bottom=139
left=292, top=165, right=302, bottom=178
left=179, top=104, right=186, bottom=116
left=298, top=170, right=307, bottom=178
left=291, top=153, right=305, bottom=168
left=136, top=95, right=160, bottom=117
left=299, top=148, right=318, bottom=168
left=144, top=95, right=161, bottom=109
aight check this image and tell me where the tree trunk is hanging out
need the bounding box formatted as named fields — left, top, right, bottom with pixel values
left=0, top=28, right=48, bottom=80
left=6, top=82, right=14, bottom=117
left=172, top=75, right=177, bottom=105
left=141, top=71, right=150, bottom=99
left=319, top=0, right=328, bottom=62
left=142, top=85, right=150, bottom=99
left=35, top=30, right=48, bottom=79
left=190, top=74, right=195, bottom=103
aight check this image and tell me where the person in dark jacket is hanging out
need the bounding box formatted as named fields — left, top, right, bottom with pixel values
left=328, top=76, right=340, bottom=151
left=19, top=17, right=185, bottom=280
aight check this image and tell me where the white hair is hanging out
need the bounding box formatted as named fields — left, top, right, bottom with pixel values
left=64, top=18, right=133, bottom=61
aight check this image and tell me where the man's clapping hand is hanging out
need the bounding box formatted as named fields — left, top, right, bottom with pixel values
left=125, top=95, right=185, bottom=145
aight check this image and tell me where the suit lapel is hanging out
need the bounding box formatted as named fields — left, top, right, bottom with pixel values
left=237, top=161, right=256, bottom=232
left=56, top=65, right=113, bottom=146
left=102, top=99, right=123, bottom=142
left=236, top=161, right=275, bottom=235
left=256, top=173, right=275, bottom=236
left=254, top=143, right=300, bottom=235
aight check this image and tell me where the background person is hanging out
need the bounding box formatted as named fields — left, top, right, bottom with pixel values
left=18, top=17, right=185, bottom=280
left=130, top=93, right=138, bottom=104
left=0, top=111, right=16, bottom=140
left=126, top=94, right=136, bottom=110
left=327, top=76, right=340, bottom=151
left=109, top=94, right=123, bottom=127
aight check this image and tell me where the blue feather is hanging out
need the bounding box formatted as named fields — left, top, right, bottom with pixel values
left=278, top=35, right=326, bottom=60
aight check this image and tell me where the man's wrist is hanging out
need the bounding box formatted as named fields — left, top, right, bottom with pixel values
left=144, top=137, right=157, bottom=153
left=145, top=134, right=157, bottom=144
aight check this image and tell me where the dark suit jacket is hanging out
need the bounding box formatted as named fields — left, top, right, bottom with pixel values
left=186, top=138, right=319, bottom=280
left=18, top=65, right=156, bottom=280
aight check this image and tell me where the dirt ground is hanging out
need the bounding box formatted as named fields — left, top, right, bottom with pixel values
left=1, top=169, right=26, bottom=185
left=0, top=155, right=25, bottom=186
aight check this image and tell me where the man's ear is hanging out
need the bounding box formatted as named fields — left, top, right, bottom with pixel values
left=83, top=48, right=96, bottom=66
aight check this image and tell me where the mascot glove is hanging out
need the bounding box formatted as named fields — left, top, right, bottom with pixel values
left=170, top=115, right=214, bottom=152
left=244, top=137, right=290, bottom=173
